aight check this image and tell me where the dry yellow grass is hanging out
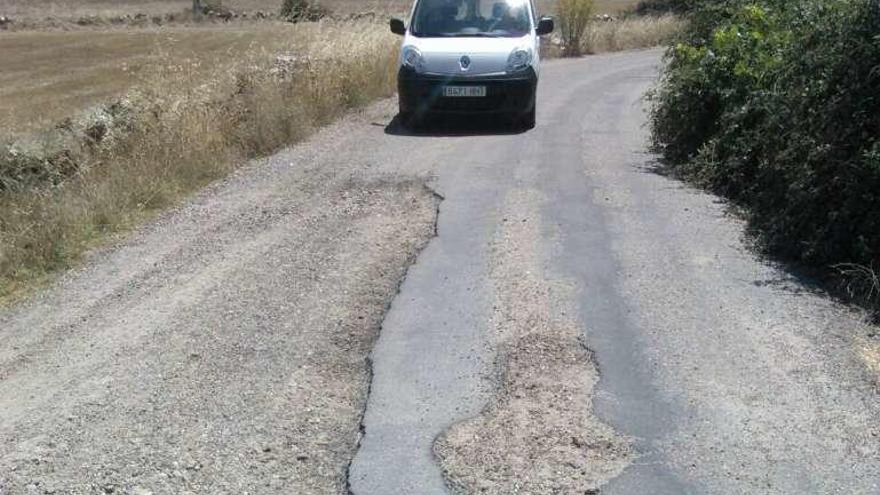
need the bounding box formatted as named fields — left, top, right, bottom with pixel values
left=0, top=24, right=325, bottom=136
left=581, top=13, right=681, bottom=53
left=557, top=0, right=596, bottom=56
left=0, top=0, right=405, bottom=18
left=0, top=0, right=639, bottom=20
left=547, top=0, right=639, bottom=15
left=0, top=19, right=399, bottom=300
left=856, top=335, right=880, bottom=384
left=542, top=13, right=681, bottom=58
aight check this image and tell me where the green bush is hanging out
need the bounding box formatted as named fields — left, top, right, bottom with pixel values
left=650, top=0, right=880, bottom=303
left=0, top=143, right=76, bottom=192
left=281, top=0, right=307, bottom=17
left=635, top=0, right=701, bottom=15
left=280, top=0, right=331, bottom=22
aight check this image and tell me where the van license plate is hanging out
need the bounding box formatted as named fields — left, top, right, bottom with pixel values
left=443, top=86, right=487, bottom=97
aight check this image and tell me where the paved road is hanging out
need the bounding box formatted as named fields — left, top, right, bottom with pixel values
left=350, top=50, right=880, bottom=494
left=2, top=50, right=879, bottom=494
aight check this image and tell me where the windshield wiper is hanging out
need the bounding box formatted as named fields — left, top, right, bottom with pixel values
left=450, top=33, right=504, bottom=38
left=413, top=32, right=514, bottom=38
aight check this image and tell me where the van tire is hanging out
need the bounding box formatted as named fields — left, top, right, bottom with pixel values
left=520, top=105, right=536, bottom=130
left=399, top=112, right=414, bottom=130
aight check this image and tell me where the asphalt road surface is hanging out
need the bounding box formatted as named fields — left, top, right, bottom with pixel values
left=2, top=49, right=879, bottom=494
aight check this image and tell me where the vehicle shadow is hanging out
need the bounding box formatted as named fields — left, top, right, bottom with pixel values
left=384, top=113, right=528, bottom=137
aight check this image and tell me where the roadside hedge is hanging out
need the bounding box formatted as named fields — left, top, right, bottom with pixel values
left=635, top=0, right=701, bottom=14
left=650, top=0, right=880, bottom=304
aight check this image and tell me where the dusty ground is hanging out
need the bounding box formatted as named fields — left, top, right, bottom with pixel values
left=434, top=189, right=633, bottom=493
left=0, top=134, right=439, bottom=492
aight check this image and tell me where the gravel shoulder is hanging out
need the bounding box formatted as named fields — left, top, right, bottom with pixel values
left=0, top=113, right=439, bottom=493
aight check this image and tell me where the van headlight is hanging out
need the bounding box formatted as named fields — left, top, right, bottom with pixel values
left=507, top=48, right=533, bottom=73
left=402, top=46, right=425, bottom=73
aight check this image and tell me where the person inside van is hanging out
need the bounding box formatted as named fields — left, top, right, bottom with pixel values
left=421, top=0, right=464, bottom=35
left=417, top=0, right=534, bottom=37
left=487, top=2, right=520, bottom=33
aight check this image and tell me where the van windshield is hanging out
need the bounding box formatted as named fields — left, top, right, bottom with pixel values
left=411, top=0, right=532, bottom=38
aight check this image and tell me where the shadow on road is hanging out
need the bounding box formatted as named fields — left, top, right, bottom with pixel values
left=642, top=155, right=879, bottom=321
left=384, top=113, right=528, bottom=138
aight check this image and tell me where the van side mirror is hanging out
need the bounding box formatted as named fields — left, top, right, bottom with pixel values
left=390, top=18, right=406, bottom=35
left=536, top=16, right=554, bottom=36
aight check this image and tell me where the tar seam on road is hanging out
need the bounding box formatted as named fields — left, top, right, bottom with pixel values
left=345, top=184, right=445, bottom=495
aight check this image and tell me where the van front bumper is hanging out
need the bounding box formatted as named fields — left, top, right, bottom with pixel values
left=398, top=67, right=537, bottom=116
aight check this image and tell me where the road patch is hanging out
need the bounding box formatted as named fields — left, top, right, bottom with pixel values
left=434, top=188, right=633, bottom=493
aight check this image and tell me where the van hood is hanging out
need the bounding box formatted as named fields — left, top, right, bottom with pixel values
left=403, top=34, right=531, bottom=76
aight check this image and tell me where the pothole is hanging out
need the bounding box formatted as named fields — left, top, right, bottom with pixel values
left=434, top=188, right=634, bottom=494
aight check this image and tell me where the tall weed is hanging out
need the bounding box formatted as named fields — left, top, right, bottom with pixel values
left=582, top=14, right=683, bottom=53
left=558, top=0, right=596, bottom=56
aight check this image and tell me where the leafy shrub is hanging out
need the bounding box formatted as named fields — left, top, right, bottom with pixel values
left=635, top=0, right=700, bottom=15
left=281, top=0, right=307, bottom=17
left=557, top=0, right=595, bottom=56
left=0, top=142, right=77, bottom=192
left=0, top=100, right=136, bottom=192
left=192, top=0, right=226, bottom=15
left=650, top=0, right=880, bottom=304
left=280, top=0, right=331, bottom=22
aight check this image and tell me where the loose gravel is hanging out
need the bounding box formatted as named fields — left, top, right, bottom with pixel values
left=0, top=132, right=439, bottom=493
left=434, top=189, right=633, bottom=494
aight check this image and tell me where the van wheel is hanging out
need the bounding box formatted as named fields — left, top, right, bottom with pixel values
left=399, top=111, right=424, bottom=130
left=520, top=105, right=536, bottom=130
left=398, top=111, right=413, bottom=127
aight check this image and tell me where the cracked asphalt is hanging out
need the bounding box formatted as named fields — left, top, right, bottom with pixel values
left=2, top=50, right=880, bottom=494
left=350, top=50, right=880, bottom=494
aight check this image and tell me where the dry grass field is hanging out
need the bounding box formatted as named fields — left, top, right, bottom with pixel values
left=0, top=0, right=401, bottom=18
left=582, top=13, right=681, bottom=53
left=0, top=25, right=317, bottom=136
left=0, top=0, right=643, bottom=135
left=0, top=18, right=401, bottom=300
left=0, top=0, right=639, bottom=19
left=0, top=0, right=394, bottom=18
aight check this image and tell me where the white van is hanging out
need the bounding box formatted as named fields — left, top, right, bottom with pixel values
left=390, top=0, right=554, bottom=129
